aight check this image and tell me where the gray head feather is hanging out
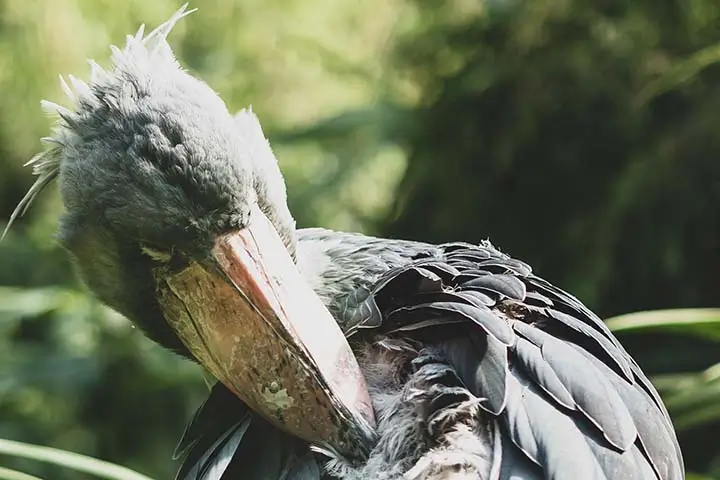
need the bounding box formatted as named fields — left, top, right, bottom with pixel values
left=3, top=3, right=196, bottom=240
left=2, top=5, right=297, bottom=353
left=5, top=3, right=296, bottom=253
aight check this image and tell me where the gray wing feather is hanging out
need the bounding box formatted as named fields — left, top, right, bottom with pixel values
left=345, top=239, right=681, bottom=479
left=512, top=322, right=637, bottom=451
left=512, top=336, right=575, bottom=410
left=503, top=370, right=607, bottom=480
left=574, top=345, right=684, bottom=480
left=180, top=416, right=251, bottom=480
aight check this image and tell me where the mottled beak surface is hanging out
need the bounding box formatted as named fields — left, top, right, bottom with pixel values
left=154, top=206, right=376, bottom=457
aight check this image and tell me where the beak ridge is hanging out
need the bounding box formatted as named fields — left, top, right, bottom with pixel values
left=155, top=206, right=376, bottom=457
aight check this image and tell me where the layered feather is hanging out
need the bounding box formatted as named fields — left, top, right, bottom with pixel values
left=176, top=231, right=683, bottom=480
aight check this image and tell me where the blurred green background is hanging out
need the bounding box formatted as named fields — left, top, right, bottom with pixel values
left=0, top=0, right=718, bottom=478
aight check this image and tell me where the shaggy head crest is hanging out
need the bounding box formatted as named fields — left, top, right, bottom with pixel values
left=2, top=3, right=197, bottom=239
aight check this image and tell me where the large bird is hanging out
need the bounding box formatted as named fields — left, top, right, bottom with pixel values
left=8, top=7, right=684, bottom=480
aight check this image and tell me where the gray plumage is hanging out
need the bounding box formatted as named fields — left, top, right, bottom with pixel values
left=9, top=6, right=684, bottom=480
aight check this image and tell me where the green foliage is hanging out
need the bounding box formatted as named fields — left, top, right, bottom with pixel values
left=0, top=465, right=43, bottom=480
left=0, top=0, right=717, bottom=478
left=637, top=43, right=720, bottom=106
left=0, top=439, right=153, bottom=480
left=606, top=308, right=720, bottom=340
left=606, top=310, right=720, bottom=478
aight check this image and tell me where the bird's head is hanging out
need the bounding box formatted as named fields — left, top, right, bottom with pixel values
left=7, top=5, right=375, bottom=456
left=6, top=6, right=297, bottom=353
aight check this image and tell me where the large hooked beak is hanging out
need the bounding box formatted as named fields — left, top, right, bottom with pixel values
left=153, top=206, right=376, bottom=458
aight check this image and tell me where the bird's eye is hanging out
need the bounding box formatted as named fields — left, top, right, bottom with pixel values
left=140, top=244, right=173, bottom=263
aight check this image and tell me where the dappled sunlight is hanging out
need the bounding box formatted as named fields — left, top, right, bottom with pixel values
left=0, top=0, right=717, bottom=478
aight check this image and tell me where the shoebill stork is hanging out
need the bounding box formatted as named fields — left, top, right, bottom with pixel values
left=7, top=6, right=684, bottom=480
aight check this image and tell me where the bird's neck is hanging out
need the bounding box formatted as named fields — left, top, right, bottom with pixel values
left=295, top=228, right=435, bottom=332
